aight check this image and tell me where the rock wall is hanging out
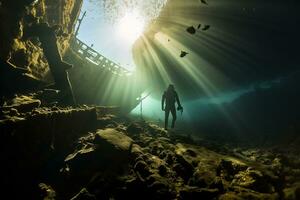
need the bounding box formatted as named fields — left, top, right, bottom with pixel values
left=0, top=0, right=82, bottom=80
left=1, top=95, right=300, bottom=199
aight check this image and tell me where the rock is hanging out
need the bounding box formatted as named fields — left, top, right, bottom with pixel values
left=173, top=154, right=194, bottom=181
left=9, top=108, right=20, bottom=116
left=158, top=150, right=167, bottom=159
left=158, top=164, right=168, bottom=176
left=165, top=152, right=174, bottom=165
left=35, top=89, right=60, bottom=105
left=232, top=168, right=275, bottom=193
left=179, top=187, right=219, bottom=200
left=38, top=183, right=56, bottom=200
left=272, top=157, right=283, bottom=173
left=173, top=163, right=190, bottom=182
left=218, top=192, right=243, bottom=200
left=146, top=174, right=176, bottom=200
left=94, top=128, right=133, bottom=153
left=150, top=141, right=164, bottom=156
left=4, top=95, right=41, bottom=113
left=134, top=160, right=151, bottom=180
left=70, top=188, right=96, bottom=200
left=216, top=159, right=235, bottom=179
left=122, top=177, right=148, bottom=199
left=189, top=167, right=216, bottom=188
left=126, top=122, right=144, bottom=136
left=130, top=143, right=143, bottom=159
left=149, top=181, right=176, bottom=200
left=64, top=128, right=134, bottom=189
left=283, top=184, right=300, bottom=200
left=210, top=177, right=225, bottom=192
left=29, top=107, right=98, bottom=150
left=170, top=133, right=195, bottom=144
left=219, top=189, right=279, bottom=200
left=185, top=149, right=197, bottom=157
left=146, top=123, right=166, bottom=136
left=216, top=159, right=246, bottom=181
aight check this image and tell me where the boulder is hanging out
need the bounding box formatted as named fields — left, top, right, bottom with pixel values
left=189, top=167, right=216, bottom=188
left=283, top=184, right=300, bottom=200
left=126, top=122, right=144, bottom=136
left=231, top=168, right=275, bottom=193
left=38, top=183, right=56, bottom=200
left=3, top=95, right=41, bottom=113
left=94, top=128, right=133, bottom=154
left=173, top=154, right=194, bottom=181
left=134, top=160, right=152, bottom=180
left=64, top=128, right=134, bottom=190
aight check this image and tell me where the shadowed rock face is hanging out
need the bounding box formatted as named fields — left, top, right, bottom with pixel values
left=0, top=0, right=82, bottom=100
left=1, top=93, right=300, bottom=199
left=0, top=0, right=80, bottom=69
left=0, top=0, right=140, bottom=109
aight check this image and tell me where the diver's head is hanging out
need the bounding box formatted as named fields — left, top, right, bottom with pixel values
left=167, top=84, right=175, bottom=91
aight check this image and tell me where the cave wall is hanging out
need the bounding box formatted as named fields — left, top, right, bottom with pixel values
left=0, top=0, right=82, bottom=80
left=0, top=0, right=142, bottom=110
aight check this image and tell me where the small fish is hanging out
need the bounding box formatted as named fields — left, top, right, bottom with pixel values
left=180, top=51, right=188, bottom=58
left=186, top=26, right=196, bottom=34
left=197, top=24, right=201, bottom=29
left=202, top=25, right=210, bottom=31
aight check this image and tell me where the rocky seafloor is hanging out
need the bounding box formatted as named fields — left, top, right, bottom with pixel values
left=1, top=91, right=300, bottom=200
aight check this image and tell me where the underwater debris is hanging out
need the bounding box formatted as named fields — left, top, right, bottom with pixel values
left=186, top=26, right=196, bottom=34
left=202, top=25, right=210, bottom=31
left=200, top=0, right=208, bottom=5
left=180, top=51, right=189, bottom=58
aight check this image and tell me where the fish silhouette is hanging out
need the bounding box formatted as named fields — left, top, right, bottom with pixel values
left=186, top=26, right=196, bottom=34
left=202, top=25, right=210, bottom=31
left=180, top=51, right=188, bottom=58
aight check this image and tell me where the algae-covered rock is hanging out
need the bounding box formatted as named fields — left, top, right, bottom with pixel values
left=4, top=94, right=41, bottom=112
left=66, top=128, right=134, bottom=172
left=283, top=184, right=300, bottom=200
left=231, top=168, right=275, bottom=193
left=38, top=183, right=56, bottom=200
left=94, top=128, right=133, bottom=153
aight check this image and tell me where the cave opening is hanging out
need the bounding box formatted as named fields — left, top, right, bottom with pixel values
left=74, top=0, right=168, bottom=72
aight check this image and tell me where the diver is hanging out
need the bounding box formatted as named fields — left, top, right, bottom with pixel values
left=161, top=84, right=183, bottom=130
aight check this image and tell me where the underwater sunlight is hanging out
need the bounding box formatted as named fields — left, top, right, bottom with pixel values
left=77, top=0, right=168, bottom=71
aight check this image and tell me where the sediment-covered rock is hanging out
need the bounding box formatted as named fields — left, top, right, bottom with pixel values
left=1, top=95, right=300, bottom=199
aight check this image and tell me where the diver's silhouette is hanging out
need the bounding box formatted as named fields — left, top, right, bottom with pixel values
left=162, top=84, right=183, bottom=130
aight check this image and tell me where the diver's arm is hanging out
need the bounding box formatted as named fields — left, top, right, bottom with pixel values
left=162, top=92, right=166, bottom=111
left=175, top=92, right=182, bottom=108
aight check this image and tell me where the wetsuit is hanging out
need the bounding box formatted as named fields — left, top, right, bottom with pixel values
left=162, top=89, right=182, bottom=129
